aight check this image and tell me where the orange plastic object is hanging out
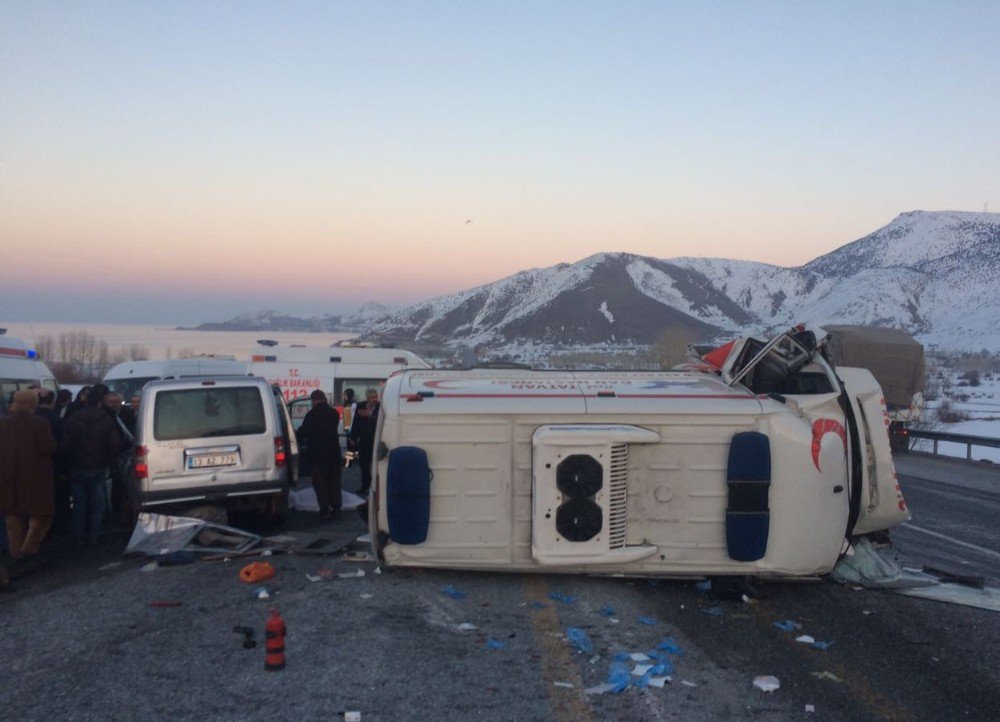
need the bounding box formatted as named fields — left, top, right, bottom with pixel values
left=239, top=561, right=276, bottom=584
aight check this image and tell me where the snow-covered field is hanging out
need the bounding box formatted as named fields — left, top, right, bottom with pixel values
left=914, top=368, right=1000, bottom=463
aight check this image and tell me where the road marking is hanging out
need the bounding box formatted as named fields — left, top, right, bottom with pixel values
left=747, top=601, right=915, bottom=721
left=901, top=523, right=1000, bottom=560
left=522, top=577, right=595, bottom=722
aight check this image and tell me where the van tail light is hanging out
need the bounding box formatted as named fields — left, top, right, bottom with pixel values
left=135, top=445, right=148, bottom=479
left=274, top=437, right=287, bottom=467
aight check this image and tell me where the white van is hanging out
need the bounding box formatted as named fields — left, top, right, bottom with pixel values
left=131, top=376, right=298, bottom=520
left=368, top=325, right=909, bottom=579
left=248, top=341, right=430, bottom=433
left=0, top=332, right=58, bottom=415
left=104, top=357, right=249, bottom=405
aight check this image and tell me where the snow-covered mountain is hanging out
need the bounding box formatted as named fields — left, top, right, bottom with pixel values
left=364, top=211, right=1000, bottom=352
left=188, top=303, right=392, bottom=333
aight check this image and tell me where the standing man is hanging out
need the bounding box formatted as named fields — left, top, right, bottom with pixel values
left=350, top=388, right=381, bottom=497
left=296, top=390, right=342, bottom=517
left=0, top=390, right=57, bottom=571
left=102, top=393, right=134, bottom=517
left=62, top=384, right=121, bottom=546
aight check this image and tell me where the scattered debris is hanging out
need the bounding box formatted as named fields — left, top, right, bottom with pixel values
left=806, top=704, right=816, bottom=713
left=548, top=591, right=576, bottom=604
left=553, top=681, right=574, bottom=689
left=239, top=561, right=276, bottom=584
left=584, top=683, right=616, bottom=695
left=597, top=604, right=615, bottom=617
left=812, top=640, right=835, bottom=651
left=629, top=653, right=651, bottom=662
left=458, top=623, right=478, bottom=631
left=810, top=671, right=843, bottom=683
left=98, top=561, right=123, bottom=571
left=306, top=568, right=366, bottom=582
left=442, top=585, right=467, bottom=599
left=342, top=551, right=376, bottom=563
left=148, top=600, right=181, bottom=608
left=637, top=616, right=657, bottom=626
left=566, top=627, right=594, bottom=654
left=139, top=562, right=158, bottom=573
left=699, top=607, right=724, bottom=617
left=632, top=664, right=654, bottom=676
left=649, top=676, right=670, bottom=688
left=656, top=638, right=685, bottom=656
left=681, top=680, right=698, bottom=688
left=253, top=587, right=271, bottom=600
left=232, top=625, right=256, bottom=649
left=126, top=512, right=262, bottom=556
left=485, top=637, right=506, bottom=650
left=753, top=675, right=780, bottom=692
left=695, top=580, right=712, bottom=593
left=795, top=635, right=816, bottom=644
left=344, top=712, right=362, bottom=722
left=773, top=620, right=799, bottom=632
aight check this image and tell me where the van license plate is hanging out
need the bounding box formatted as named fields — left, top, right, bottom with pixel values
left=188, top=454, right=237, bottom=469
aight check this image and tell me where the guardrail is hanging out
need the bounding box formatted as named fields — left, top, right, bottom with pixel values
left=906, top=429, right=1000, bottom=461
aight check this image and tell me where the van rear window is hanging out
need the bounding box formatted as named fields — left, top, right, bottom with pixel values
left=154, top=387, right=266, bottom=440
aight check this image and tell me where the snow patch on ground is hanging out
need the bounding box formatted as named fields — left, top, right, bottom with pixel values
left=599, top=301, right=614, bottom=324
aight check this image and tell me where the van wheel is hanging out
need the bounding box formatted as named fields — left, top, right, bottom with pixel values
left=268, top=490, right=288, bottom=525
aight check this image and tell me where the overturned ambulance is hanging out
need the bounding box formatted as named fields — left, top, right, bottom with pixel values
left=368, top=325, right=909, bottom=578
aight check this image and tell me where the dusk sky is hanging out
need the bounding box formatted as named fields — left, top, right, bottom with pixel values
left=2, top=1, right=998, bottom=324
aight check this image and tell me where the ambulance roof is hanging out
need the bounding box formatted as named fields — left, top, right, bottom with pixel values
left=387, top=369, right=764, bottom=416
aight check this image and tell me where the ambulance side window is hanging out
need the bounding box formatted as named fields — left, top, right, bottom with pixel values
left=334, top=378, right=384, bottom=403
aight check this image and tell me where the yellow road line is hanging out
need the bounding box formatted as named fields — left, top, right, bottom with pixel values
left=748, top=601, right=915, bottom=721
left=523, top=576, right=596, bottom=722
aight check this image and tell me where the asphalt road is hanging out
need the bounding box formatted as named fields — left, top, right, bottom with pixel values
left=1, top=459, right=998, bottom=721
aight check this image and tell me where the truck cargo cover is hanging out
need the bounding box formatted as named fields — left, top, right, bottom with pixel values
left=824, top=325, right=925, bottom=408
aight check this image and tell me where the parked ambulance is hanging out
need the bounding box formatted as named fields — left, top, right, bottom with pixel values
left=247, top=341, right=430, bottom=431
left=0, top=331, right=58, bottom=415
left=103, top=357, right=250, bottom=404
left=368, top=325, right=909, bottom=579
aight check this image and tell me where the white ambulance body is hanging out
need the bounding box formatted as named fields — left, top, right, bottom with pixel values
left=249, top=343, right=430, bottom=404
left=369, top=325, right=909, bottom=579
left=0, top=333, right=58, bottom=415
left=103, top=357, right=250, bottom=404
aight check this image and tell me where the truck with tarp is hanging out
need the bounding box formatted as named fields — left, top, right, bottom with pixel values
left=823, top=325, right=925, bottom=453
left=366, top=325, right=909, bottom=579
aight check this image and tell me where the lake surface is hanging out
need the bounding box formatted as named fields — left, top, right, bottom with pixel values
left=0, top=321, right=354, bottom=361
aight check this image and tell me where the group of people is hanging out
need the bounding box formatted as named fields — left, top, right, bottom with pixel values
left=296, top=386, right=381, bottom=517
left=0, top=384, right=136, bottom=580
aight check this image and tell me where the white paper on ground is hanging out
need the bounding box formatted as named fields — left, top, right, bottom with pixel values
left=795, top=635, right=816, bottom=644
left=629, top=653, right=651, bottom=662
left=584, top=683, right=616, bottom=695
left=649, top=676, right=670, bottom=688
left=632, top=664, right=653, bottom=676
left=753, top=675, right=781, bottom=692
left=288, top=487, right=366, bottom=512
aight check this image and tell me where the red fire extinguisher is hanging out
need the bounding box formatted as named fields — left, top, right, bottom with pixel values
left=264, top=608, right=286, bottom=671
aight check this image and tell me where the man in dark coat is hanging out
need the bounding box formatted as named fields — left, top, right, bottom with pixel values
left=61, top=384, right=121, bottom=545
left=350, top=388, right=381, bottom=496
left=0, top=390, right=57, bottom=562
left=296, top=390, right=342, bottom=516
